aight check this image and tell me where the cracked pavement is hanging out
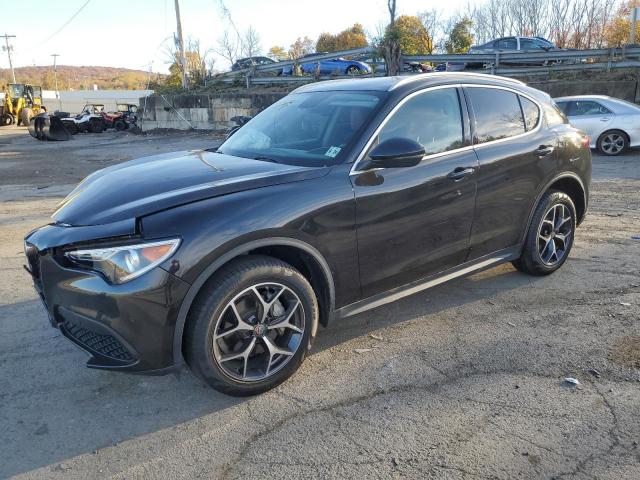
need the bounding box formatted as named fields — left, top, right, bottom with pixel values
left=0, top=126, right=639, bottom=479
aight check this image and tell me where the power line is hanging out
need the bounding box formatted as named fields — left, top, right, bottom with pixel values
left=40, top=0, right=92, bottom=45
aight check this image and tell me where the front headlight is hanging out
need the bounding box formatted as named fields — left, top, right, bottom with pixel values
left=65, top=239, right=180, bottom=284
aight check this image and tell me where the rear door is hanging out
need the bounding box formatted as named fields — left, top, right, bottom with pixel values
left=494, top=37, right=518, bottom=52
left=351, top=87, right=478, bottom=297
left=464, top=85, right=558, bottom=259
left=562, top=100, right=614, bottom=139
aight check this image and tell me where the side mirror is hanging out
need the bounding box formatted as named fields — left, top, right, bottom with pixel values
left=366, top=137, right=425, bottom=169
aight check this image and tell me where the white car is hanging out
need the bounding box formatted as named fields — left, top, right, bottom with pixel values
left=554, top=95, right=640, bottom=156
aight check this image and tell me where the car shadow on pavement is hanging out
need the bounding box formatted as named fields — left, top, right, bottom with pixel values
left=0, top=263, right=535, bottom=478
left=314, top=262, right=535, bottom=354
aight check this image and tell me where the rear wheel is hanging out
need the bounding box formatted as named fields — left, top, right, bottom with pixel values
left=20, top=108, right=33, bottom=126
left=346, top=65, right=360, bottom=75
left=597, top=130, right=628, bottom=156
left=113, top=119, right=126, bottom=131
left=512, top=191, right=576, bottom=276
left=185, top=255, right=317, bottom=396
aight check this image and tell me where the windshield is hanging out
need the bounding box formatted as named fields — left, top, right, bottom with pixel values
left=9, top=84, right=24, bottom=98
left=218, top=91, right=385, bottom=166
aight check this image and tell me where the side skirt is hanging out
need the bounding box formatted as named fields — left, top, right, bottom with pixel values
left=334, top=245, right=522, bottom=319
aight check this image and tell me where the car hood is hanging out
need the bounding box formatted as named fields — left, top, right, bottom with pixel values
left=53, top=149, right=327, bottom=227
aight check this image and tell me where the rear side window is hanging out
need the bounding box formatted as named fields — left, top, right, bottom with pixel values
left=467, top=87, right=525, bottom=144
left=377, top=88, right=464, bottom=156
left=519, top=96, right=540, bottom=131
left=567, top=100, right=611, bottom=116
left=494, top=38, right=517, bottom=50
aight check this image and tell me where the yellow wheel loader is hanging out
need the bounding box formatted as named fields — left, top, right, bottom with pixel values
left=0, top=83, right=46, bottom=126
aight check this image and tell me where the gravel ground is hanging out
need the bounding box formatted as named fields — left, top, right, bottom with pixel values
left=0, top=125, right=639, bottom=479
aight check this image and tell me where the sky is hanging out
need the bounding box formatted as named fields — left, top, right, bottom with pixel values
left=1, top=0, right=467, bottom=74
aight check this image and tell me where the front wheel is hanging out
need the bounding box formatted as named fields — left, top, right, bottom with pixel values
left=597, top=130, right=628, bottom=156
left=185, top=255, right=318, bottom=396
left=512, top=191, right=576, bottom=276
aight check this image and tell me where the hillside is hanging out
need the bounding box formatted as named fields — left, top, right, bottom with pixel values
left=0, top=66, right=165, bottom=90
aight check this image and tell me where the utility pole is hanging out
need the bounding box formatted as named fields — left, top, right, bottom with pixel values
left=2, top=34, right=16, bottom=83
left=174, top=0, right=188, bottom=89
left=631, top=7, right=640, bottom=45
left=51, top=54, right=61, bottom=111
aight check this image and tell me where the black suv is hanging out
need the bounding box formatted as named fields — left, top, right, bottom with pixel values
left=25, top=73, right=591, bottom=396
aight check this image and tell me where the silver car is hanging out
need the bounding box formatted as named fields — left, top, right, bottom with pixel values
left=554, top=95, right=640, bottom=156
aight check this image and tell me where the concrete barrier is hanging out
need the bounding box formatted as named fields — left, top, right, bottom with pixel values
left=140, top=92, right=286, bottom=131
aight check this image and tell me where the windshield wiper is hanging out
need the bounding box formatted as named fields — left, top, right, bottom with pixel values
left=252, top=156, right=280, bottom=163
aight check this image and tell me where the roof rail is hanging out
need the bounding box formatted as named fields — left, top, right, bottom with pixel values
left=389, top=72, right=525, bottom=91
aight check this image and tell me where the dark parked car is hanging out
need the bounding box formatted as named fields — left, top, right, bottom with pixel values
left=25, top=73, right=591, bottom=396
left=282, top=53, right=371, bottom=75
left=231, top=56, right=277, bottom=71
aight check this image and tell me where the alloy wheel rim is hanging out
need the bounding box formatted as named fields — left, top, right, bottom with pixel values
left=537, top=204, right=573, bottom=266
left=602, top=134, right=624, bottom=154
left=212, top=282, right=305, bottom=382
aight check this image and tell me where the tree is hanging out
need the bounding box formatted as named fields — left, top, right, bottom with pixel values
left=605, top=0, right=640, bottom=46
left=242, top=26, right=262, bottom=58
left=445, top=17, right=474, bottom=54
left=316, top=24, right=368, bottom=52
left=215, top=30, right=239, bottom=66
left=383, top=0, right=402, bottom=76
left=418, top=9, right=440, bottom=54
left=40, top=71, right=57, bottom=90
left=164, top=63, right=184, bottom=88
left=394, top=15, right=432, bottom=55
left=268, top=45, right=288, bottom=60
left=288, top=36, right=314, bottom=59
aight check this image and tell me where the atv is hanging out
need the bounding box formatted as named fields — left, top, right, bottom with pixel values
left=111, top=103, right=139, bottom=131
left=58, top=104, right=106, bottom=134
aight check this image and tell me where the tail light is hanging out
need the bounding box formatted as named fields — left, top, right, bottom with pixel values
left=582, top=135, right=590, bottom=149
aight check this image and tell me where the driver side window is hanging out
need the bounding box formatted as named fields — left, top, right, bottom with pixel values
left=375, top=88, right=464, bottom=157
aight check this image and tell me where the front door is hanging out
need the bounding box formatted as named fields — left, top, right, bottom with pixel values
left=351, top=87, right=479, bottom=298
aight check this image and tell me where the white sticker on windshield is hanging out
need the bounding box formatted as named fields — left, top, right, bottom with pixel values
left=325, top=146, right=341, bottom=158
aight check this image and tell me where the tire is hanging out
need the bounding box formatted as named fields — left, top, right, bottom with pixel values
left=20, top=108, right=33, bottom=126
left=2, top=113, right=15, bottom=126
left=512, top=191, right=577, bottom=276
left=89, top=118, right=105, bottom=133
left=597, top=130, right=628, bottom=156
left=185, top=255, right=318, bottom=396
left=346, top=65, right=360, bottom=75
left=113, top=119, right=126, bottom=131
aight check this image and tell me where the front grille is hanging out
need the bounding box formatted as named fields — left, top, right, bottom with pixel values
left=63, top=320, right=134, bottom=362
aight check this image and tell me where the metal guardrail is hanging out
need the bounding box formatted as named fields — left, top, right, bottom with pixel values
left=207, top=46, right=640, bottom=87
left=222, top=46, right=375, bottom=77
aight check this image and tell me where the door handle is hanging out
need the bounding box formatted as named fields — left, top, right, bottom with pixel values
left=447, top=167, right=475, bottom=180
left=600, top=117, right=611, bottom=122
left=535, top=145, right=555, bottom=157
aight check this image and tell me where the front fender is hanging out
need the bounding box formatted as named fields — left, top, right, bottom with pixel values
left=165, top=236, right=336, bottom=367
